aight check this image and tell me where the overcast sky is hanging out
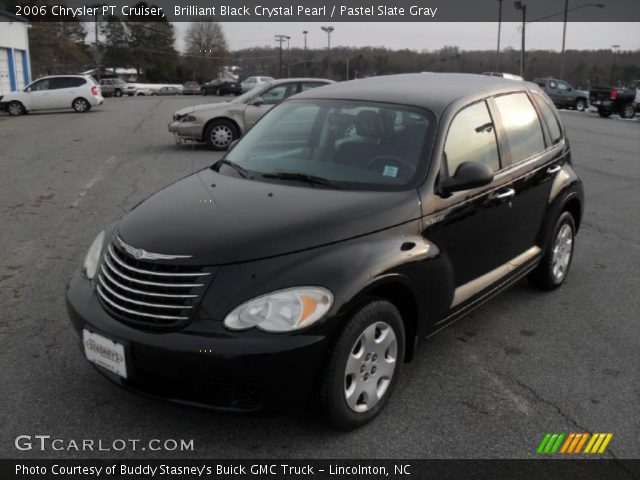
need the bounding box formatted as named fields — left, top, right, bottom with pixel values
left=174, top=22, right=640, bottom=52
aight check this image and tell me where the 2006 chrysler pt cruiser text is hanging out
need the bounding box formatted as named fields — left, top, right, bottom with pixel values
left=67, top=74, right=583, bottom=429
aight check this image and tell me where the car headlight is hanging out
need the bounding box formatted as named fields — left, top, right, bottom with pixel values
left=224, top=287, right=333, bottom=332
left=181, top=114, right=196, bottom=122
left=83, top=230, right=105, bottom=280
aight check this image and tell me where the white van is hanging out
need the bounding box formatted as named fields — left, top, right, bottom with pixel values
left=0, top=75, right=104, bottom=115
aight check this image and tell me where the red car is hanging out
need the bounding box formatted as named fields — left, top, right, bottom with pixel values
left=182, top=81, right=202, bottom=95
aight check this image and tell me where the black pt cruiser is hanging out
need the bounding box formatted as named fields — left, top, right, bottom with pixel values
left=67, top=74, right=583, bottom=429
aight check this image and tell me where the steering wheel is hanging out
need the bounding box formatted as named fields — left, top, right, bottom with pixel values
left=367, top=154, right=416, bottom=173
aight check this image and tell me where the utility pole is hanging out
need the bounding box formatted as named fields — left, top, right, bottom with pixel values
left=321, top=26, right=334, bottom=78
left=286, top=36, right=291, bottom=78
left=610, top=44, right=620, bottom=86
left=560, top=0, right=569, bottom=78
left=303, top=31, right=308, bottom=76
left=275, top=35, right=287, bottom=78
left=346, top=46, right=350, bottom=80
left=496, top=0, right=503, bottom=71
left=514, top=1, right=527, bottom=78
left=94, top=15, right=101, bottom=81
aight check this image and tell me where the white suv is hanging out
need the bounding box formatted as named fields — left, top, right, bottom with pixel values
left=0, top=75, right=104, bottom=115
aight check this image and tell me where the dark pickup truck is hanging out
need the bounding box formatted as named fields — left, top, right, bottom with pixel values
left=589, top=80, right=639, bottom=119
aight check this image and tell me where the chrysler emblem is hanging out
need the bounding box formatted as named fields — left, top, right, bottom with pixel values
left=116, top=236, right=192, bottom=260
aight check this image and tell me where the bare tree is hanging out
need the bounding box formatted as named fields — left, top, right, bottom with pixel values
left=184, top=20, right=228, bottom=82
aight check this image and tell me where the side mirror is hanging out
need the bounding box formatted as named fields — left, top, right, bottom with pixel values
left=228, top=139, right=239, bottom=151
left=252, top=96, right=265, bottom=107
left=439, top=161, right=494, bottom=196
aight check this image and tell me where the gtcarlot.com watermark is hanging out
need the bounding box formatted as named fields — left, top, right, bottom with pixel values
left=14, top=435, right=194, bottom=452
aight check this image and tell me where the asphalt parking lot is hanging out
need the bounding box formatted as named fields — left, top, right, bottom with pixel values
left=1, top=96, right=639, bottom=459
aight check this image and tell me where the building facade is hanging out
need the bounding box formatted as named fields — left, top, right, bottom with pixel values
left=0, top=10, right=31, bottom=95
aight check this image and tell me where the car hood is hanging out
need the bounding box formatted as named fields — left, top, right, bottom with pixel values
left=174, top=102, right=240, bottom=117
left=117, top=168, right=421, bottom=266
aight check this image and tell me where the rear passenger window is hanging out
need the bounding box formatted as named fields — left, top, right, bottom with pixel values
left=494, top=93, right=545, bottom=164
left=444, top=101, right=500, bottom=175
left=534, top=94, right=563, bottom=145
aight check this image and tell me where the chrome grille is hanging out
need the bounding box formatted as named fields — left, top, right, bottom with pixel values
left=97, top=238, right=210, bottom=329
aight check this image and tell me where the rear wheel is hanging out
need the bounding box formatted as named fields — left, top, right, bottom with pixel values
left=7, top=101, right=25, bottom=116
left=319, top=300, right=405, bottom=430
left=528, top=211, right=576, bottom=290
left=72, top=98, right=91, bottom=113
left=597, top=106, right=612, bottom=118
left=574, top=98, right=587, bottom=112
left=204, top=119, right=239, bottom=150
left=620, top=103, right=636, bottom=119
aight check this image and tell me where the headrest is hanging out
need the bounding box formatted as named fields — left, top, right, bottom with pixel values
left=355, top=110, right=383, bottom=138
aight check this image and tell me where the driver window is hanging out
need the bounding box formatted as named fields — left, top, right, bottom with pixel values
left=557, top=81, right=570, bottom=91
left=261, top=84, right=297, bottom=105
left=444, top=101, right=500, bottom=176
left=30, top=79, right=51, bottom=91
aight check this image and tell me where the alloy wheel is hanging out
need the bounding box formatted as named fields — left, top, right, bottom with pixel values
left=551, top=223, right=573, bottom=282
left=344, top=321, right=398, bottom=413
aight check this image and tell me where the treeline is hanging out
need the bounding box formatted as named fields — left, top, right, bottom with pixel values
left=233, top=45, right=640, bottom=88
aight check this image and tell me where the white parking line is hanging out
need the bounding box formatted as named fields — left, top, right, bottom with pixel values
left=69, top=155, right=117, bottom=208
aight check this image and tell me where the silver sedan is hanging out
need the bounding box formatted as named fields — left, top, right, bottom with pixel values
left=168, top=78, right=334, bottom=150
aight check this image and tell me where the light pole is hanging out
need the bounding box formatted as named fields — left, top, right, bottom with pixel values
left=496, top=0, right=503, bottom=71
left=610, top=44, right=620, bottom=86
left=514, top=1, right=526, bottom=78
left=321, top=26, right=334, bottom=78
left=560, top=2, right=604, bottom=78
left=303, top=30, right=308, bottom=76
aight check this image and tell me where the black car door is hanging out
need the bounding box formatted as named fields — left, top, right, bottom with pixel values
left=425, top=100, right=521, bottom=291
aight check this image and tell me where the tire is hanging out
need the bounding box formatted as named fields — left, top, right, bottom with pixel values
left=215, top=88, right=221, bottom=96
left=574, top=98, right=587, bottom=112
left=202, top=90, right=208, bottom=96
left=72, top=98, right=91, bottom=113
left=114, top=89, right=122, bottom=98
left=204, top=119, right=239, bottom=151
left=319, top=299, right=405, bottom=430
left=620, top=103, right=636, bottom=119
left=528, top=211, right=576, bottom=290
left=597, top=106, right=612, bottom=118
left=7, top=101, right=25, bottom=116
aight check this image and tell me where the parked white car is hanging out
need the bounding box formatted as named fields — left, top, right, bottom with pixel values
left=0, top=75, right=104, bottom=115
left=240, top=76, right=275, bottom=93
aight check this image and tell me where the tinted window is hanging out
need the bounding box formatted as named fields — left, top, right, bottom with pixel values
left=444, top=101, right=500, bottom=175
left=494, top=93, right=545, bottom=163
left=51, top=77, right=85, bottom=89
left=534, top=93, right=563, bottom=145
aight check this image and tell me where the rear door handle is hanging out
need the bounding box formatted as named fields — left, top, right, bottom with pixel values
left=496, top=188, right=515, bottom=201
left=547, top=165, right=561, bottom=174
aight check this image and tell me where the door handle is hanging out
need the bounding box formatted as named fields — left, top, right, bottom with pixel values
left=547, top=165, right=561, bottom=174
left=496, top=188, right=515, bottom=201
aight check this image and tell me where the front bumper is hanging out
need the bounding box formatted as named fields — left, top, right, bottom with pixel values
left=66, top=271, right=330, bottom=411
left=168, top=121, right=203, bottom=141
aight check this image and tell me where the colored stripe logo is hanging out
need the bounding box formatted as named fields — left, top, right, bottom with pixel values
left=536, top=433, right=613, bottom=454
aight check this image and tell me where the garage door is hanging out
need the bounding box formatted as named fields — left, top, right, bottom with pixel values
left=14, top=50, right=25, bottom=90
left=0, top=48, right=10, bottom=95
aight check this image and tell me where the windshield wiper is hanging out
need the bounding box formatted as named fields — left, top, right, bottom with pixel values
left=261, top=172, right=342, bottom=189
left=214, top=159, right=250, bottom=179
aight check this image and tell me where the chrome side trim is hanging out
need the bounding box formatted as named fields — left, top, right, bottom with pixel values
left=451, top=246, right=541, bottom=308
left=116, top=236, right=192, bottom=260
left=103, top=256, right=204, bottom=288
left=108, top=246, right=209, bottom=277
left=100, top=265, right=198, bottom=298
left=97, top=285, right=189, bottom=320
left=98, top=276, right=192, bottom=309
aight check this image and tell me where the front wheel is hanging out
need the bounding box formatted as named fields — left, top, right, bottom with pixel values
left=7, top=101, right=25, bottom=116
left=72, top=98, right=91, bottom=113
left=204, top=119, right=238, bottom=150
left=528, top=211, right=576, bottom=290
left=574, top=99, right=587, bottom=112
left=319, top=300, right=405, bottom=430
left=620, top=103, right=636, bottom=119
left=114, top=89, right=122, bottom=98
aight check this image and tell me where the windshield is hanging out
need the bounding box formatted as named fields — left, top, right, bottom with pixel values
left=223, top=99, right=434, bottom=190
